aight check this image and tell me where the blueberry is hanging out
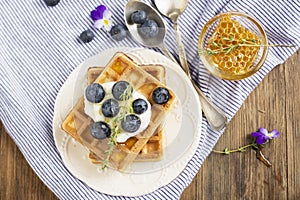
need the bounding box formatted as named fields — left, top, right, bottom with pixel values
left=132, top=98, right=148, bottom=114
left=139, top=19, right=159, bottom=38
left=85, top=83, right=105, bottom=103
left=121, top=114, right=141, bottom=133
left=101, top=98, right=120, bottom=118
left=44, top=0, right=60, bottom=6
left=112, top=81, right=132, bottom=101
left=130, top=10, right=147, bottom=24
left=110, top=24, right=127, bottom=41
left=152, top=87, right=170, bottom=104
left=79, top=29, right=94, bottom=43
left=90, top=121, right=111, bottom=139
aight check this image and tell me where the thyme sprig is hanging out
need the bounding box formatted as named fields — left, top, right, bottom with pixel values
left=102, top=127, right=118, bottom=170
left=199, top=36, right=295, bottom=56
left=101, top=83, right=134, bottom=170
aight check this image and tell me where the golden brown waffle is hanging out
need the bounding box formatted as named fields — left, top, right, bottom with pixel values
left=62, top=52, right=175, bottom=171
left=62, top=66, right=166, bottom=164
left=87, top=66, right=166, bottom=162
left=88, top=128, right=164, bottom=164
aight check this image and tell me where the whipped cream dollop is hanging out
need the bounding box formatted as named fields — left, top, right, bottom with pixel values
left=84, top=82, right=151, bottom=142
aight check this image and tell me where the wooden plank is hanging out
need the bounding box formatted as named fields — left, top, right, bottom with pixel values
left=181, top=50, right=300, bottom=200
left=0, top=123, right=58, bottom=200
left=285, top=50, right=300, bottom=200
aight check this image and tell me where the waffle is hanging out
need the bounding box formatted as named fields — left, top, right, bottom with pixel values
left=87, top=66, right=166, bottom=162
left=62, top=52, right=176, bottom=171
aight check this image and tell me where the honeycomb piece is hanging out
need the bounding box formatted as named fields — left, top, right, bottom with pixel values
left=207, top=14, right=261, bottom=75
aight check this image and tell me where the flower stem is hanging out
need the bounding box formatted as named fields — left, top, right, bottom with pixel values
left=213, top=143, right=257, bottom=154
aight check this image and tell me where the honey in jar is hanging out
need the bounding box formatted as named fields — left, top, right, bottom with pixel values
left=206, top=15, right=261, bottom=75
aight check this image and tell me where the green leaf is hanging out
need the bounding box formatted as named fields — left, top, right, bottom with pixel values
left=101, top=164, right=107, bottom=170
left=224, top=46, right=233, bottom=54
left=212, top=41, right=218, bottom=47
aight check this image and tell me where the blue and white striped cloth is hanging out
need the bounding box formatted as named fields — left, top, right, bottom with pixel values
left=0, top=0, right=299, bottom=199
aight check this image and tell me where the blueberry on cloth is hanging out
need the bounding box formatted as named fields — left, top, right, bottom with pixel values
left=139, top=19, right=159, bottom=38
left=44, top=0, right=60, bottom=6
left=110, top=24, right=127, bottom=41
left=85, top=83, right=105, bottom=103
left=121, top=114, right=141, bottom=133
left=90, top=121, right=111, bottom=139
left=112, top=81, right=132, bottom=100
left=101, top=98, right=120, bottom=118
left=130, top=10, right=147, bottom=24
left=132, top=98, right=148, bottom=114
left=152, top=87, right=170, bottom=104
left=79, top=29, right=95, bottom=43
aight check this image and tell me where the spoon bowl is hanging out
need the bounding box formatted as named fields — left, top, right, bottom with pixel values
left=154, top=0, right=187, bottom=21
left=124, top=0, right=167, bottom=47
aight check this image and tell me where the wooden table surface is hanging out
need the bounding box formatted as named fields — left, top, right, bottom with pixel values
left=0, top=50, right=299, bottom=199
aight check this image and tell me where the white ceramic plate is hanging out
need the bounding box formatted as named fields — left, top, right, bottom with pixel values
left=52, top=48, right=202, bottom=196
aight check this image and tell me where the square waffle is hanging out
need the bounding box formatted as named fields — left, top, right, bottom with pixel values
left=87, top=66, right=166, bottom=162
left=62, top=52, right=176, bottom=171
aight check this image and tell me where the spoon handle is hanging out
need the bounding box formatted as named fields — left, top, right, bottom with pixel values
left=174, top=21, right=191, bottom=78
left=192, top=82, right=228, bottom=130
left=173, top=21, right=228, bottom=130
left=160, top=44, right=178, bottom=63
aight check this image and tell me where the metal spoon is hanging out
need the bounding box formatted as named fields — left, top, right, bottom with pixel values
left=124, top=0, right=177, bottom=63
left=154, top=0, right=228, bottom=130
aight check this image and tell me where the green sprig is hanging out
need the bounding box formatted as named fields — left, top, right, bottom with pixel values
left=101, top=83, right=134, bottom=170
left=202, top=37, right=258, bottom=55
left=213, top=139, right=268, bottom=155
left=199, top=36, right=295, bottom=56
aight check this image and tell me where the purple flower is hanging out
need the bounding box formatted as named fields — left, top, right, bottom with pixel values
left=90, top=5, right=112, bottom=31
left=251, top=128, right=280, bottom=145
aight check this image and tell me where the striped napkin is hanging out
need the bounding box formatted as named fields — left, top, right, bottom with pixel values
left=0, top=0, right=299, bottom=199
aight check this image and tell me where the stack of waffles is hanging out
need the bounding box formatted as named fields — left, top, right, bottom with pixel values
left=61, top=52, right=175, bottom=171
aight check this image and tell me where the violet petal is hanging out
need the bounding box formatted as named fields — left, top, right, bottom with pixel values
left=251, top=132, right=262, bottom=137
left=103, top=20, right=112, bottom=31
left=96, top=5, right=106, bottom=19
left=256, top=136, right=267, bottom=145
left=94, top=19, right=104, bottom=29
left=259, top=127, right=268, bottom=135
left=91, top=10, right=100, bottom=21
left=263, top=135, right=270, bottom=141
left=270, top=129, right=280, bottom=138
left=103, top=9, right=112, bottom=19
